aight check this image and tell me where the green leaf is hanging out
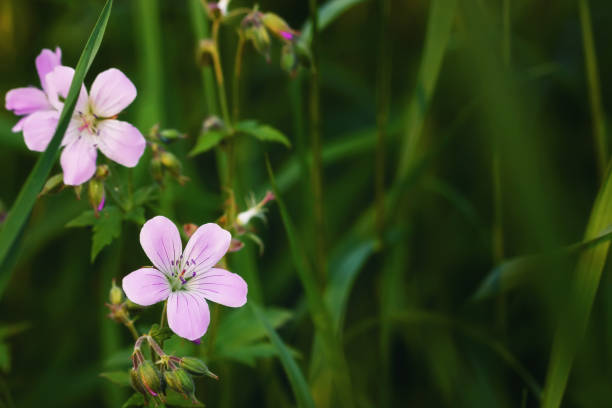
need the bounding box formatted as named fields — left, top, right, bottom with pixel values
left=100, top=371, right=131, bottom=387
left=215, top=342, right=301, bottom=367
left=0, top=0, right=114, bottom=297
left=132, top=186, right=159, bottom=207
left=542, top=169, right=612, bottom=406
left=235, top=120, right=291, bottom=148
left=0, top=322, right=30, bottom=340
left=91, top=206, right=123, bottom=261
left=165, top=389, right=205, bottom=407
left=66, top=210, right=98, bottom=228
left=189, top=130, right=225, bottom=157
left=472, top=225, right=612, bottom=301
left=104, top=347, right=133, bottom=369
left=124, top=206, right=146, bottom=226
left=250, top=303, right=315, bottom=408
left=122, top=393, right=145, bottom=408
left=215, top=307, right=292, bottom=348
left=300, top=0, right=367, bottom=46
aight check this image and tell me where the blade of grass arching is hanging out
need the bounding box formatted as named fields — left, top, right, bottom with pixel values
left=395, top=0, right=457, bottom=181
left=134, top=0, right=164, bottom=130
left=265, top=156, right=354, bottom=408
left=250, top=303, right=315, bottom=408
left=542, top=166, right=612, bottom=408
left=300, top=0, right=368, bottom=45
left=189, top=0, right=217, bottom=116
left=0, top=0, right=113, bottom=297
left=472, top=225, right=612, bottom=301
left=579, top=0, right=607, bottom=179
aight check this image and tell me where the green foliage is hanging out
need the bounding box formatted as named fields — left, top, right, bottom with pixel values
left=189, top=130, right=225, bottom=157
left=66, top=206, right=123, bottom=261
left=235, top=121, right=291, bottom=148
left=100, top=371, right=131, bottom=387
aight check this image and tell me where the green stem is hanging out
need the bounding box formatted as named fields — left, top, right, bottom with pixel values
left=189, top=0, right=218, bottom=115
left=125, top=320, right=139, bottom=341
left=579, top=0, right=608, bottom=180
left=308, top=0, right=326, bottom=285
left=160, top=300, right=167, bottom=328
left=232, top=32, right=246, bottom=123
left=212, top=19, right=232, bottom=127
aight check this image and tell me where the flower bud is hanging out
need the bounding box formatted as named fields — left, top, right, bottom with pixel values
left=160, top=151, right=181, bottom=177
left=95, top=164, right=110, bottom=179
left=281, top=44, right=298, bottom=76
left=203, top=116, right=225, bottom=132
left=151, top=156, right=164, bottom=183
left=88, top=178, right=105, bottom=214
left=38, top=173, right=64, bottom=197
left=130, top=368, right=149, bottom=397
left=179, top=357, right=218, bottom=379
left=262, top=13, right=298, bottom=42
left=242, top=13, right=270, bottom=61
left=164, top=368, right=196, bottom=401
left=196, top=39, right=217, bottom=68
left=137, top=360, right=165, bottom=396
left=109, top=279, right=124, bottom=305
left=159, top=129, right=186, bottom=142
left=183, top=223, right=198, bottom=238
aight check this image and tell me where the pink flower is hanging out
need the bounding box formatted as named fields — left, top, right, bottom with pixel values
left=122, top=216, right=248, bottom=341
left=5, top=48, right=146, bottom=186
left=5, top=47, right=62, bottom=133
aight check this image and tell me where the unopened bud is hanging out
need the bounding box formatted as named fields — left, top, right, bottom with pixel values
left=262, top=13, right=298, bottom=42
left=151, top=156, right=164, bottom=183
left=88, top=179, right=105, bottom=214
left=130, top=368, right=148, bottom=397
left=164, top=368, right=196, bottom=401
left=95, top=164, right=110, bottom=179
left=179, top=357, right=218, bottom=379
left=109, top=279, right=124, bottom=305
left=159, top=129, right=186, bottom=142
left=243, top=13, right=270, bottom=61
left=160, top=151, right=181, bottom=176
left=203, top=116, right=225, bottom=132
left=137, top=360, right=165, bottom=396
left=196, top=39, right=217, bottom=67
left=39, top=173, right=64, bottom=197
left=183, top=223, right=198, bottom=238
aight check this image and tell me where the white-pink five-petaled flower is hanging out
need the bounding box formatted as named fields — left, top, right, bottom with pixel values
left=5, top=47, right=146, bottom=186
left=122, top=216, right=248, bottom=341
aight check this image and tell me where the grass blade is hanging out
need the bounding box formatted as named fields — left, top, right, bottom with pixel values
left=0, top=0, right=113, bottom=296
left=300, top=0, right=368, bottom=45
left=250, top=303, right=315, bottom=408
left=265, top=155, right=354, bottom=408
left=541, top=166, right=612, bottom=408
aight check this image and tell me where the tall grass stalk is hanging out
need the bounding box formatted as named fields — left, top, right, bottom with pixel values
left=308, top=0, right=327, bottom=285
left=578, top=0, right=608, bottom=179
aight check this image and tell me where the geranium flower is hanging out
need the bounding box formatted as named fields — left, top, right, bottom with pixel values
left=5, top=47, right=63, bottom=134
left=122, top=216, right=248, bottom=341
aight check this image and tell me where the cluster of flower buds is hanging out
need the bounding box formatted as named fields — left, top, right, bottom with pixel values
left=148, top=125, right=189, bottom=186
left=130, top=334, right=217, bottom=404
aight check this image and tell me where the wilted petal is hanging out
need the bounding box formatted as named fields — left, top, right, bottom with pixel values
left=167, top=291, right=210, bottom=341
left=187, top=268, right=247, bottom=307
left=45, top=66, right=88, bottom=112
left=22, top=110, right=59, bottom=151
left=181, top=223, right=231, bottom=274
left=140, top=216, right=183, bottom=274
left=60, top=136, right=97, bottom=185
left=5, top=87, right=50, bottom=115
left=122, top=267, right=171, bottom=306
left=97, top=119, right=146, bottom=167
left=90, top=68, right=137, bottom=117
left=36, top=47, right=62, bottom=93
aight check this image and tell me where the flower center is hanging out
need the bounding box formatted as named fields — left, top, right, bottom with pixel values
left=166, top=254, right=200, bottom=291
left=77, top=111, right=99, bottom=135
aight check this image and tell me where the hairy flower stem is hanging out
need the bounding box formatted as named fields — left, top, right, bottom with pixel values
left=308, top=0, right=326, bottom=285
left=212, top=19, right=232, bottom=128
left=160, top=300, right=167, bottom=329
left=232, top=32, right=245, bottom=123
left=125, top=318, right=140, bottom=341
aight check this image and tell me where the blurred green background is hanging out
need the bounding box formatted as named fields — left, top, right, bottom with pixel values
left=2, top=0, right=612, bottom=406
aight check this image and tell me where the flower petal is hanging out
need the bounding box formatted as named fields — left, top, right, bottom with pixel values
left=96, top=119, right=146, bottom=167
left=181, top=223, right=231, bottom=274
left=12, top=116, right=28, bottom=132
left=60, top=136, right=97, bottom=185
left=45, top=66, right=88, bottom=112
left=167, top=291, right=210, bottom=341
left=21, top=110, right=59, bottom=151
left=186, top=268, right=247, bottom=307
left=5, top=87, right=50, bottom=115
left=140, top=216, right=183, bottom=275
left=35, top=47, right=62, bottom=94
left=90, top=68, right=137, bottom=117
left=122, top=267, right=171, bottom=306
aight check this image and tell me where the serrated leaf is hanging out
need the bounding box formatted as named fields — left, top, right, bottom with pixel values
left=122, top=393, right=144, bottom=408
left=235, top=120, right=291, bottom=148
left=100, top=370, right=131, bottom=387
left=66, top=210, right=97, bottom=228
left=91, top=206, right=122, bottom=261
left=189, top=130, right=225, bottom=157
